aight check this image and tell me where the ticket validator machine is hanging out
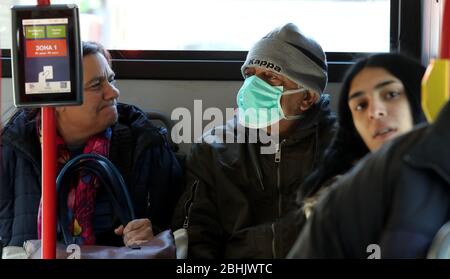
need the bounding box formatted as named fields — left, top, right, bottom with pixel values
left=11, top=4, right=82, bottom=107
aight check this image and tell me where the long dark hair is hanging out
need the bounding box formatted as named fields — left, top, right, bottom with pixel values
left=299, top=53, right=427, bottom=200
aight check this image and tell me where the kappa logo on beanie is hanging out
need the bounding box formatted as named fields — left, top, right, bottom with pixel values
left=247, top=59, right=282, bottom=73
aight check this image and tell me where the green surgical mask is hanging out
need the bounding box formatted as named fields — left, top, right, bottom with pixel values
left=236, top=75, right=306, bottom=129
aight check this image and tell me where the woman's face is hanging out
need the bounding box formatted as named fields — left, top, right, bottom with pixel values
left=57, top=53, right=120, bottom=136
left=348, top=67, right=413, bottom=152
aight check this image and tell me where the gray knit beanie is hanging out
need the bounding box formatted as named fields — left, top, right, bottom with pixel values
left=241, top=23, right=328, bottom=96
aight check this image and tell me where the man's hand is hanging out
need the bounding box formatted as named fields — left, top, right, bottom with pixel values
left=114, top=218, right=154, bottom=246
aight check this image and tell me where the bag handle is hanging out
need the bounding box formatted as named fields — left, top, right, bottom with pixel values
left=56, top=153, right=136, bottom=245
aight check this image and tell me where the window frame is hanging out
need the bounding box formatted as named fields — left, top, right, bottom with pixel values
left=1, top=0, right=421, bottom=82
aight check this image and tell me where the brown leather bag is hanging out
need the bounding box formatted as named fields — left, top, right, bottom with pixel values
left=46, top=154, right=177, bottom=259
left=23, top=230, right=175, bottom=259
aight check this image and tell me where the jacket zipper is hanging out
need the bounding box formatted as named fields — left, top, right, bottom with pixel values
left=275, top=142, right=282, bottom=163
left=183, top=180, right=199, bottom=229
left=272, top=140, right=285, bottom=258
left=275, top=141, right=284, bottom=217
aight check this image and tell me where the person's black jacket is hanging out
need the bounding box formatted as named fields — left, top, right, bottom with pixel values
left=288, top=101, right=450, bottom=259
left=173, top=96, right=336, bottom=258
left=0, top=103, right=183, bottom=246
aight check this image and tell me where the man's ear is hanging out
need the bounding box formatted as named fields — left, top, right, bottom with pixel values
left=299, top=91, right=319, bottom=112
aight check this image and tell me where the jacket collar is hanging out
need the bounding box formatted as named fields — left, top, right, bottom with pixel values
left=286, top=94, right=334, bottom=144
left=111, top=103, right=164, bottom=169
left=405, top=101, right=450, bottom=184
left=115, top=103, right=163, bottom=145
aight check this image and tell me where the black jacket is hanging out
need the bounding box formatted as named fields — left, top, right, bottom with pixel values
left=288, top=101, right=450, bottom=259
left=0, top=103, right=183, bottom=246
left=173, top=96, right=336, bottom=258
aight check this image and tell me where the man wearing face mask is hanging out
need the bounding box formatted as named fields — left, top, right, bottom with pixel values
left=173, top=23, right=336, bottom=259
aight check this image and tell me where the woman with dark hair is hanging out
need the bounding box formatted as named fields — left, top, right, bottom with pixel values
left=0, top=41, right=183, bottom=248
left=299, top=53, right=427, bottom=217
